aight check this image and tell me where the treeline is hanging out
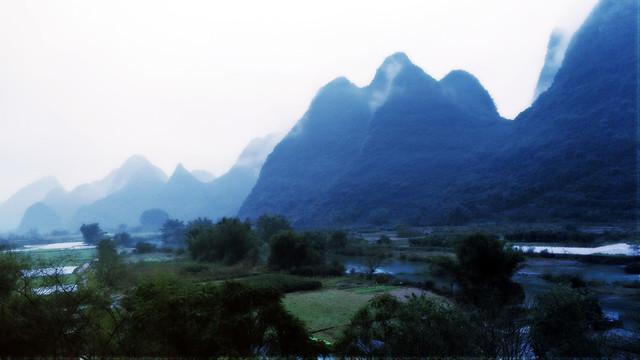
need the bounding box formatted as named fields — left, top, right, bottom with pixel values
left=0, top=243, right=327, bottom=357
left=2, top=217, right=638, bottom=358
left=340, top=233, right=633, bottom=358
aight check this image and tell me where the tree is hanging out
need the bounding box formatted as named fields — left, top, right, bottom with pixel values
left=185, top=217, right=214, bottom=238
left=186, top=218, right=258, bottom=265
left=268, top=231, right=320, bottom=271
left=160, top=219, right=186, bottom=245
left=113, top=231, right=132, bottom=246
left=336, top=293, right=481, bottom=357
left=256, top=213, right=291, bottom=243
left=530, top=285, right=603, bottom=359
left=120, top=275, right=325, bottom=357
left=376, top=234, right=392, bottom=246
left=139, top=209, right=169, bottom=232
left=447, top=233, right=527, bottom=358
left=134, top=241, right=157, bottom=254
left=327, top=230, right=348, bottom=250
left=95, top=239, right=127, bottom=290
left=80, top=223, right=105, bottom=245
left=0, top=252, right=125, bottom=358
left=453, top=233, right=525, bottom=308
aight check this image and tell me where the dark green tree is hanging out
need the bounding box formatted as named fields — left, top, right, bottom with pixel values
left=139, top=208, right=169, bottom=232
left=185, top=217, right=214, bottom=238
left=445, top=233, right=527, bottom=357
left=120, top=275, right=325, bottom=357
left=336, top=293, right=481, bottom=357
left=453, top=233, right=525, bottom=308
left=113, top=231, right=131, bottom=246
left=186, top=217, right=258, bottom=265
left=95, top=238, right=127, bottom=290
left=134, top=241, right=157, bottom=254
left=268, top=231, right=321, bottom=271
left=160, top=218, right=186, bottom=245
left=256, top=213, right=292, bottom=243
left=530, top=285, right=603, bottom=359
left=327, top=230, right=348, bottom=250
left=376, top=234, right=392, bottom=246
left=80, top=223, right=105, bottom=245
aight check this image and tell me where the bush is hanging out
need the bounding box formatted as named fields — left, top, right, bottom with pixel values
left=134, top=241, right=157, bottom=254
left=539, top=273, right=587, bottom=288
left=336, top=293, right=480, bottom=357
left=530, top=285, right=602, bottom=358
left=376, top=235, right=392, bottom=246
left=239, top=274, right=322, bottom=293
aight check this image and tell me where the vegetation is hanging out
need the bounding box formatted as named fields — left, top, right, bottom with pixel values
left=336, top=293, right=480, bottom=357
left=505, top=228, right=596, bottom=245
left=79, top=223, right=105, bottom=245
left=138, top=208, right=169, bottom=231
left=186, top=217, right=259, bottom=265
left=268, top=230, right=345, bottom=276
left=530, top=285, right=603, bottom=358
left=238, top=273, right=322, bottom=293
left=0, top=222, right=637, bottom=358
left=160, top=218, right=186, bottom=246
left=121, top=275, right=325, bottom=357
left=256, top=213, right=291, bottom=243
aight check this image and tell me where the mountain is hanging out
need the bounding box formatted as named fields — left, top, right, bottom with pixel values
left=532, top=29, right=570, bottom=102
left=483, top=0, right=638, bottom=222
left=17, top=202, right=62, bottom=234
left=239, top=52, right=508, bottom=226
left=205, top=133, right=282, bottom=219
left=0, top=176, right=62, bottom=232
left=239, top=0, right=637, bottom=228
left=191, top=170, right=216, bottom=183
left=69, top=157, right=169, bottom=230
left=63, top=135, right=280, bottom=230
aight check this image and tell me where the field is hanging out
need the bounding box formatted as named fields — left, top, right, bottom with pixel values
left=282, top=277, right=439, bottom=342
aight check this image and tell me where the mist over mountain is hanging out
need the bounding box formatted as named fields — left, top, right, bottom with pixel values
left=240, top=0, right=638, bottom=228
left=8, top=0, right=635, bottom=233
left=532, top=29, right=570, bottom=102
left=239, top=53, right=509, bottom=226
left=485, top=0, right=638, bottom=222
left=204, top=133, right=282, bottom=219
left=0, top=176, right=61, bottom=232
left=17, top=134, right=282, bottom=232
left=69, top=157, right=169, bottom=230
left=17, top=202, right=62, bottom=234
left=191, top=170, right=216, bottom=183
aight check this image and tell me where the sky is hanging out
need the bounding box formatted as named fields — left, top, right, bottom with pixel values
left=0, top=0, right=598, bottom=202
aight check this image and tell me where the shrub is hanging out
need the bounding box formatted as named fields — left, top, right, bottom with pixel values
left=134, top=241, right=157, bottom=254
left=239, top=274, right=322, bottom=293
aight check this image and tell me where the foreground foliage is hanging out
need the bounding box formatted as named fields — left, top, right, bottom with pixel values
left=336, top=293, right=481, bottom=357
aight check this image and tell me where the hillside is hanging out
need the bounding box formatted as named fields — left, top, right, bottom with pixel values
left=239, top=0, right=638, bottom=228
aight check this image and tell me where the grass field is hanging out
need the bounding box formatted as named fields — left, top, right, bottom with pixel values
left=25, top=248, right=96, bottom=266
left=283, top=289, right=373, bottom=342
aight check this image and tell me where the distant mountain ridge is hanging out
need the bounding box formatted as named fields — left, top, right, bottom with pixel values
left=239, top=0, right=638, bottom=228
left=0, top=176, right=62, bottom=232
left=12, top=134, right=281, bottom=233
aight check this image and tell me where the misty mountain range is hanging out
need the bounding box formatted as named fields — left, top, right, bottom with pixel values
left=2, top=0, right=637, bottom=234
left=4, top=134, right=281, bottom=233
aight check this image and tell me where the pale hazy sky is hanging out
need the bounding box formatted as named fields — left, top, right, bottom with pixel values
left=0, top=0, right=598, bottom=202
